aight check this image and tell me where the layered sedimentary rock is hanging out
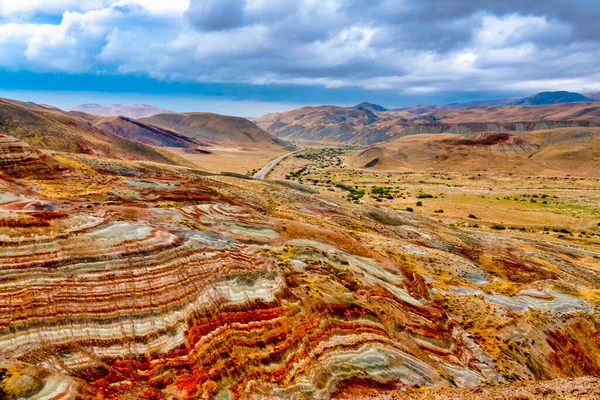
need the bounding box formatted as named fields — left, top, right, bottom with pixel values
left=0, top=156, right=598, bottom=399
left=0, top=134, right=68, bottom=179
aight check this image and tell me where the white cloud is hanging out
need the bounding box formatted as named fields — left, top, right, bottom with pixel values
left=0, top=0, right=598, bottom=96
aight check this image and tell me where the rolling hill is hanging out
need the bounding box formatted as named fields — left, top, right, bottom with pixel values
left=140, top=112, right=289, bottom=147
left=352, top=128, right=600, bottom=176
left=69, top=103, right=174, bottom=119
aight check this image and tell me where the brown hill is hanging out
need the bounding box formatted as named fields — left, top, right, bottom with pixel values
left=352, top=128, right=600, bottom=176
left=255, top=105, right=404, bottom=144
left=93, top=116, right=203, bottom=148
left=69, top=103, right=173, bottom=119
left=0, top=99, right=183, bottom=165
left=141, top=112, right=288, bottom=147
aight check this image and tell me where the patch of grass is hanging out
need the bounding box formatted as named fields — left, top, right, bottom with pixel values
left=336, top=183, right=365, bottom=202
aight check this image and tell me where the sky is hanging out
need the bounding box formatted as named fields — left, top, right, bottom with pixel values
left=0, top=0, right=599, bottom=116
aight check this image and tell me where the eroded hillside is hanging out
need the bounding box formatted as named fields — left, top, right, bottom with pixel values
left=0, top=134, right=598, bottom=399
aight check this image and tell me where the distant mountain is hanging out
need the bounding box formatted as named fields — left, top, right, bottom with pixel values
left=140, top=112, right=289, bottom=148
left=510, top=91, right=595, bottom=106
left=354, top=102, right=387, bottom=112
left=69, top=104, right=174, bottom=119
left=394, top=98, right=516, bottom=114
left=585, top=91, right=600, bottom=101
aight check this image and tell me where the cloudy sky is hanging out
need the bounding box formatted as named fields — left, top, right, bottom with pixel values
left=1, top=0, right=599, bottom=116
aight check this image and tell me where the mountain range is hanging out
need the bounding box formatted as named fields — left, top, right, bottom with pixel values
left=255, top=91, right=600, bottom=144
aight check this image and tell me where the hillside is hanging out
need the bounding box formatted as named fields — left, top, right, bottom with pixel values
left=352, top=128, right=600, bottom=176
left=255, top=105, right=402, bottom=144
left=0, top=99, right=183, bottom=165
left=69, top=103, right=174, bottom=119
left=141, top=112, right=288, bottom=147
left=93, top=116, right=204, bottom=148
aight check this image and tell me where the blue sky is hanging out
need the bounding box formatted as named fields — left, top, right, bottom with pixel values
left=1, top=1, right=599, bottom=116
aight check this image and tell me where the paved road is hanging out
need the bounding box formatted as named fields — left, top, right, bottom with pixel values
left=254, top=146, right=305, bottom=180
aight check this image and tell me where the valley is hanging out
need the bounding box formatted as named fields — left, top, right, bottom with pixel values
left=268, top=141, right=600, bottom=262
left=0, top=95, right=599, bottom=399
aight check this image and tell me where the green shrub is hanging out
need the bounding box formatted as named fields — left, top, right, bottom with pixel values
left=416, top=201, right=423, bottom=206
left=468, top=214, right=478, bottom=219
left=406, top=207, right=414, bottom=212
left=491, top=224, right=506, bottom=230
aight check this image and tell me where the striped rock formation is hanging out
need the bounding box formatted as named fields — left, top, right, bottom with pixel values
left=0, top=162, right=598, bottom=399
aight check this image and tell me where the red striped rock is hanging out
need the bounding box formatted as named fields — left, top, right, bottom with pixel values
left=0, top=161, right=598, bottom=399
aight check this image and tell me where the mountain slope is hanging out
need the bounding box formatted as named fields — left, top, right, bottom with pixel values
left=141, top=112, right=288, bottom=147
left=510, top=91, right=595, bottom=106
left=93, top=116, right=204, bottom=148
left=69, top=103, right=174, bottom=119
left=0, top=99, right=182, bottom=165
